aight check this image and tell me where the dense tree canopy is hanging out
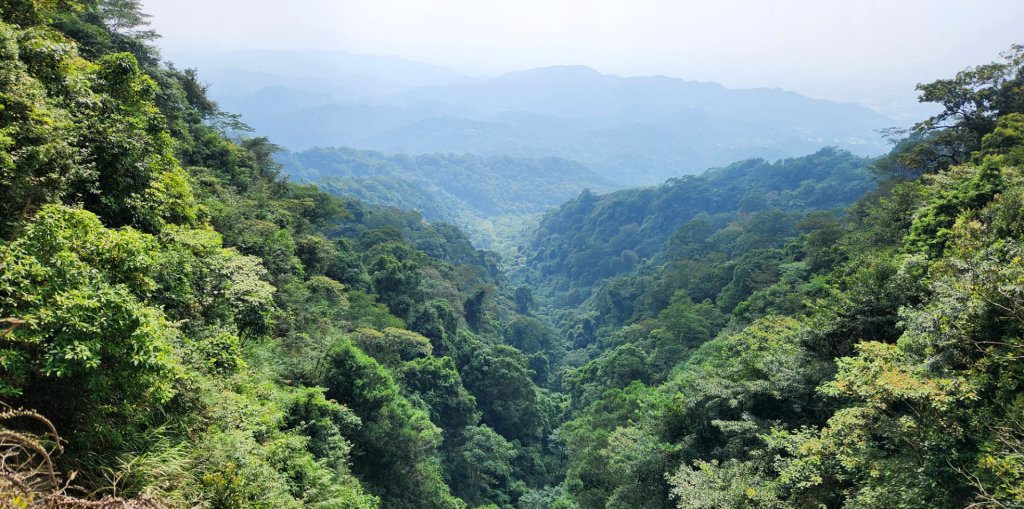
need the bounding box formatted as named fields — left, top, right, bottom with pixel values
left=1, top=2, right=1023, bottom=508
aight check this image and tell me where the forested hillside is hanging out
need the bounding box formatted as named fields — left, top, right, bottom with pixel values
left=517, top=147, right=875, bottom=303
left=517, top=45, right=1024, bottom=508
left=278, top=147, right=613, bottom=249
left=1, top=1, right=1024, bottom=508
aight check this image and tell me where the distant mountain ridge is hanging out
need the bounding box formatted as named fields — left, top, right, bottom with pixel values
left=167, top=48, right=466, bottom=98
left=173, top=50, right=897, bottom=186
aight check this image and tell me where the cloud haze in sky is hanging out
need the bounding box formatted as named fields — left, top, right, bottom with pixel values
left=140, top=0, right=1023, bottom=117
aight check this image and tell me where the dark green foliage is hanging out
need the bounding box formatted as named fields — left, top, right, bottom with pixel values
left=513, top=286, right=533, bottom=314
left=399, top=356, right=479, bottom=432
left=322, top=342, right=462, bottom=507
left=411, top=299, right=460, bottom=355
left=369, top=250, right=422, bottom=319
left=446, top=425, right=519, bottom=507
left=282, top=387, right=362, bottom=468
left=503, top=316, right=554, bottom=354
left=462, top=344, right=544, bottom=444
left=463, top=286, right=489, bottom=331
left=648, top=294, right=727, bottom=374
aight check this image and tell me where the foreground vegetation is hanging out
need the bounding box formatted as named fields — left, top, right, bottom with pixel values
left=1, top=1, right=1023, bottom=507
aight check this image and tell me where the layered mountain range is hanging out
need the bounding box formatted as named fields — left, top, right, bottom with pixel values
left=177, top=49, right=895, bottom=185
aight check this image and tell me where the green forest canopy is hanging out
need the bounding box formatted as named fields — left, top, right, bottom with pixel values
left=1, top=1, right=1023, bottom=508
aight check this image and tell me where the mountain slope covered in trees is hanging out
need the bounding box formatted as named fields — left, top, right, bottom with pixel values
left=277, top=147, right=614, bottom=249
left=0, top=2, right=558, bottom=507
left=516, top=44, right=1024, bottom=509
left=517, top=147, right=875, bottom=303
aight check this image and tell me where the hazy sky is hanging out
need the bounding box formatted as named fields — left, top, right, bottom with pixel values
left=140, top=0, right=1023, bottom=118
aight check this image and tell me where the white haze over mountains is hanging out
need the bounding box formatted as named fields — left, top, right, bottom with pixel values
left=143, top=0, right=1024, bottom=119
left=165, top=48, right=891, bottom=186
left=141, top=0, right=1023, bottom=185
